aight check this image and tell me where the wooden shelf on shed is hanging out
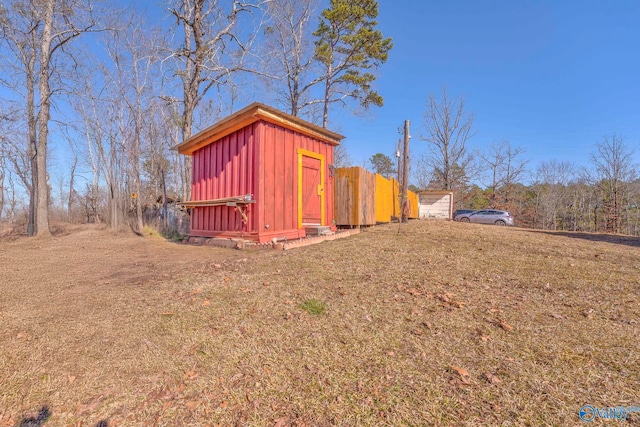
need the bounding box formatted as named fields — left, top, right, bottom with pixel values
left=178, top=196, right=255, bottom=208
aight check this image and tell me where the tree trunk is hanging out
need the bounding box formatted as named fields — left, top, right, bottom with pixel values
left=34, top=0, right=55, bottom=237
left=181, top=96, right=194, bottom=201
left=109, top=138, right=119, bottom=229
left=290, top=86, right=299, bottom=117
left=68, top=157, right=77, bottom=220
left=132, top=116, right=144, bottom=233
left=322, top=74, right=331, bottom=128
left=162, top=168, right=168, bottom=231
left=27, top=37, right=37, bottom=236
left=0, top=169, right=4, bottom=219
left=28, top=154, right=37, bottom=236
left=109, top=182, right=118, bottom=229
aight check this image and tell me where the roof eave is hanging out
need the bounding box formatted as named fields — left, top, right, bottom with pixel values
left=416, top=190, right=455, bottom=195
left=174, top=103, right=345, bottom=155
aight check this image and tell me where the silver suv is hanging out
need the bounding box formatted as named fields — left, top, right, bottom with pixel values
left=457, top=209, right=514, bottom=226
left=453, top=209, right=476, bottom=221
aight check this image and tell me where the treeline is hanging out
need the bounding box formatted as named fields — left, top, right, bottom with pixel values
left=368, top=91, right=639, bottom=236
left=429, top=135, right=640, bottom=235
left=0, top=0, right=391, bottom=236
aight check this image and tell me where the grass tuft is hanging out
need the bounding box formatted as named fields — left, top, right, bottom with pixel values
left=142, top=225, right=185, bottom=242
left=142, top=225, right=162, bottom=238
left=300, top=298, right=327, bottom=315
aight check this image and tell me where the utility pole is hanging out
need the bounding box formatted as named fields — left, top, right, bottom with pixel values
left=402, top=120, right=410, bottom=221
left=398, top=120, right=410, bottom=230
left=396, top=139, right=401, bottom=185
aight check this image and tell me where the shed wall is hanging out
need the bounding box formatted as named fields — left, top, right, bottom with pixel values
left=254, top=122, right=334, bottom=240
left=189, top=121, right=336, bottom=242
left=190, top=124, right=257, bottom=236
left=418, top=192, right=453, bottom=219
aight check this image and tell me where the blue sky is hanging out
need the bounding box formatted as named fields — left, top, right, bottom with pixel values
left=3, top=0, right=639, bottom=193
left=332, top=0, right=640, bottom=177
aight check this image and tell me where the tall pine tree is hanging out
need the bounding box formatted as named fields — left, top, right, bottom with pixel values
left=314, top=0, right=392, bottom=128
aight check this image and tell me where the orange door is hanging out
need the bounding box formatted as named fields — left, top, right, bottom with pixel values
left=301, top=156, right=322, bottom=225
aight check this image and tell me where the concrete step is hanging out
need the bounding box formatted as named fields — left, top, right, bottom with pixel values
left=305, top=226, right=333, bottom=236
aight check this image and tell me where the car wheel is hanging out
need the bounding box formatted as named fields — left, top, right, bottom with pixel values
left=460, top=217, right=470, bottom=223
left=495, top=220, right=506, bottom=226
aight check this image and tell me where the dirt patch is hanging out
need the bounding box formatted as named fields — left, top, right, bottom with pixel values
left=1, top=222, right=639, bottom=426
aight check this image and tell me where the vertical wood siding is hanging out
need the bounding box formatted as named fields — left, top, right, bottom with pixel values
left=407, top=190, right=419, bottom=219
left=375, top=173, right=394, bottom=223
left=190, top=124, right=257, bottom=234
left=256, top=121, right=335, bottom=235
left=334, top=167, right=376, bottom=225
left=189, top=119, right=335, bottom=241
left=335, top=167, right=419, bottom=225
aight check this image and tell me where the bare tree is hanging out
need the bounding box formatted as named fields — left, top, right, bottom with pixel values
left=500, top=143, right=528, bottom=205
left=587, top=135, right=637, bottom=233
left=477, top=141, right=505, bottom=205
left=166, top=0, right=261, bottom=200
left=420, top=87, right=476, bottom=192
left=0, top=114, right=12, bottom=219
left=0, top=143, right=5, bottom=219
left=0, top=0, right=99, bottom=235
left=0, top=123, right=32, bottom=215
left=477, top=140, right=528, bottom=207
left=0, top=108, right=30, bottom=221
left=566, top=180, right=597, bottom=232
left=159, top=102, right=189, bottom=199
left=141, top=101, right=181, bottom=233
left=143, top=107, right=173, bottom=202
left=411, top=155, right=431, bottom=190
left=67, top=155, right=77, bottom=220
left=533, top=160, right=575, bottom=230
left=73, top=19, right=153, bottom=232
left=103, top=18, right=165, bottom=234
left=332, top=143, right=352, bottom=168
left=75, top=70, right=124, bottom=229
left=263, top=0, right=320, bottom=117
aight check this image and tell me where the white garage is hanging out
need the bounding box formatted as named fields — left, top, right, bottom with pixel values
left=418, top=191, right=453, bottom=220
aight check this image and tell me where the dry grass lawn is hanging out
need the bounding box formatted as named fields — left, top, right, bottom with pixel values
left=1, top=221, right=639, bottom=426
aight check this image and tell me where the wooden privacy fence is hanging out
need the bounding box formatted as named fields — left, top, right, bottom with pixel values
left=334, top=167, right=376, bottom=226
left=334, top=167, right=419, bottom=226
left=407, top=190, right=419, bottom=219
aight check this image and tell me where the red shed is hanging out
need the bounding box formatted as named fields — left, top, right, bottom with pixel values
left=176, top=103, right=344, bottom=243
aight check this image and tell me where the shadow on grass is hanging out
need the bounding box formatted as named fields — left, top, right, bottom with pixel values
left=18, top=406, right=108, bottom=427
left=525, top=229, right=640, bottom=248
left=18, top=406, right=50, bottom=427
